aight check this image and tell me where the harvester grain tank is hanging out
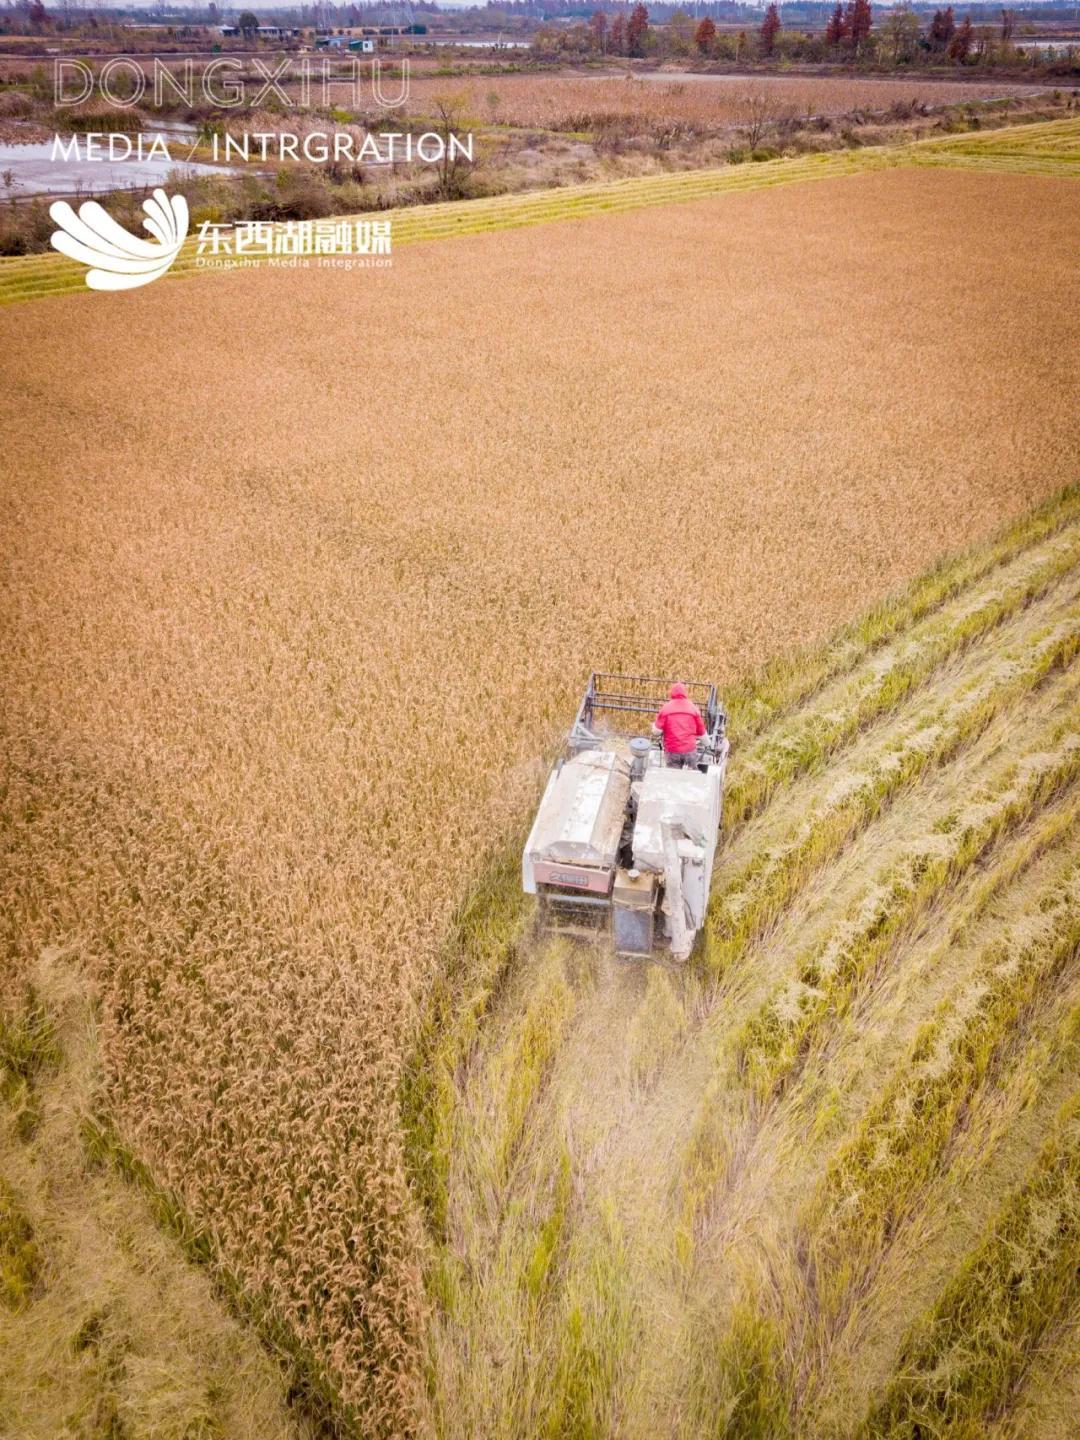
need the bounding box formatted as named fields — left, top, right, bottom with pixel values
left=522, top=674, right=729, bottom=961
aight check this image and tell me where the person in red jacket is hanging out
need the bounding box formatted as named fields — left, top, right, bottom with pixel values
left=652, top=682, right=705, bottom=769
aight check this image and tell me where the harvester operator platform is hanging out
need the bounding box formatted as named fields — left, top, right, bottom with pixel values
left=651, top=682, right=706, bottom=769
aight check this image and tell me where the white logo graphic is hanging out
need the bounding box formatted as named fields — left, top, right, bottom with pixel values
left=49, top=188, right=188, bottom=292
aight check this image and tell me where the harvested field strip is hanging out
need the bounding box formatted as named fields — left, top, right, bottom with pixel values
left=455, top=941, right=576, bottom=1208
left=736, top=718, right=1080, bottom=1100
left=678, top=708, right=1080, bottom=1252
left=985, top=1299, right=1080, bottom=1440
left=703, top=609, right=1080, bottom=979
left=841, top=786, right=1080, bottom=1085
left=804, top=975, right=1080, bottom=1439
left=912, top=153, right=1080, bottom=177
left=671, top=801, right=1080, bottom=1436
left=428, top=526, right=1080, bottom=1438
left=539, top=1205, right=635, bottom=1440
left=802, top=863, right=1080, bottom=1334
left=2, top=117, right=1078, bottom=307
left=413, top=495, right=1080, bottom=1273
left=910, top=117, right=1080, bottom=178
left=417, top=498, right=1080, bottom=1440
left=724, top=521, right=1080, bottom=827
left=715, top=570, right=1080, bottom=910
left=860, top=1093, right=1080, bottom=1438
left=916, top=116, right=1080, bottom=159
left=722, top=483, right=1080, bottom=743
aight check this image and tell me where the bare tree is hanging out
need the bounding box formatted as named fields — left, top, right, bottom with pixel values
left=430, top=94, right=475, bottom=201
left=738, top=93, right=779, bottom=150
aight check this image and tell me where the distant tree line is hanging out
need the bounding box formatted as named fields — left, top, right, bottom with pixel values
left=532, top=0, right=1077, bottom=69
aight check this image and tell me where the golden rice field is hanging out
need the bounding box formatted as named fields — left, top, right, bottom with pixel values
left=1, top=153, right=1079, bottom=1438
left=3, top=116, right=1077, bottom=307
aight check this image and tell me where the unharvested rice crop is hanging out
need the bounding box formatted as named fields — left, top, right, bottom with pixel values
left=1, top=167, right=1078, bottom=1435
left=4, top=117, right=1076, bottom=307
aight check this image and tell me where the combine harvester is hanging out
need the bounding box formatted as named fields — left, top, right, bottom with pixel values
left=523, top=674, right=729, bottom=961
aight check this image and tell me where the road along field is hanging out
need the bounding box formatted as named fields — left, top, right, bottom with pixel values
left=1, top=149, right=1078, bottom=1436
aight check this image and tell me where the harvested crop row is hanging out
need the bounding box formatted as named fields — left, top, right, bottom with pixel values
left=679, top=649, right=1080, bottom=1216
left=0, top=1179, right=40, bottom=1313
left=704, top=606, right=1080, bottom=979
left=861, top=1093, right=1080, bottom=1438
left=736, top=700, right=1080, bottom=1100
left=803, top=861, right=1080, bottom=1334
left=675, top=787, right=1080, bottom=1272
left=722, top=483, right=1080, bottom=744
left=724, top=521, right=1080, bottom=827
left=918, top=115, right=1080, bottom=158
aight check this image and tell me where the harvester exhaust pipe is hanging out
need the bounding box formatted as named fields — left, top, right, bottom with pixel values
left=629, top=736, right=652, bottom=781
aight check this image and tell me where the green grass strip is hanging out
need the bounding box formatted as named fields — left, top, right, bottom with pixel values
left=860, top=1091, right=1080, bottom=1438
left=0, top=1177, right=41, bottom=1313
left=0, top=983, right=60, bottom=1143
left=540, top=1204, right=635, bottom=1440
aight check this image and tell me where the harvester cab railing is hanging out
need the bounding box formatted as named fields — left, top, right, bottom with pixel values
left=568, top=672, right=726, bottom=760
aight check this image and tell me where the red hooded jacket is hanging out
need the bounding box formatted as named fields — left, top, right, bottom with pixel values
left=655, top=683, right=706, bottom=754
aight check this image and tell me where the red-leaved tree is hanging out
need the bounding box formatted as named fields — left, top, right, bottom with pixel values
left=760, top=2, right=781, bottom=55
left=627, top=3, right=650, bottom=57
left=929, top=5, right=957, bottom=49
left=849, top=0, right=873, bottom=50
left=949, top=14, right=974, bottom=59
left=695, top=16, right=717, bottom=54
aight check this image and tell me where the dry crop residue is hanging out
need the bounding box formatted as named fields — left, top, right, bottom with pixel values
left=400, top=73, right=1039, bottom=131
